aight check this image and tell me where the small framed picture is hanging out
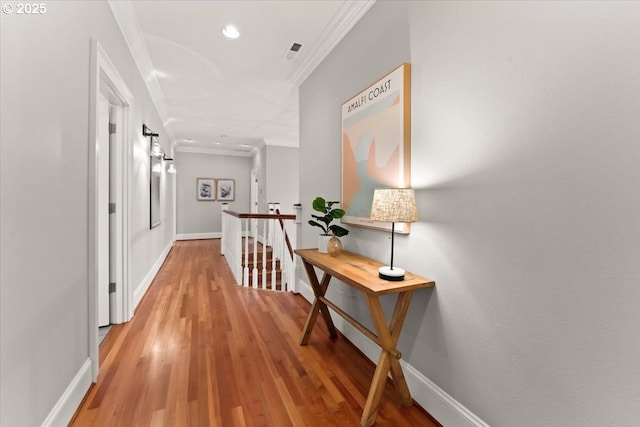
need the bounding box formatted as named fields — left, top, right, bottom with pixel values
left=197, top=178, right=216, bottom=201
left=217, top=178, right=235, bottom=201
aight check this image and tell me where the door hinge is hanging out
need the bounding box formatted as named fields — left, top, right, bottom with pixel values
left=109, top=282, right=116, bottom=293
left=109, top=122, right=116, bottom=134
left=109, top=203, right=116, bottom=214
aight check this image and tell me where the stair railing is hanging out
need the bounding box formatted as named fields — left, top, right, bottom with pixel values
left=222, top=208, right=296, bottom=291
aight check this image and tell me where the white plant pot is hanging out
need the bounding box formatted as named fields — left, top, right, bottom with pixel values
left=317, top=234, right=332, bottom=253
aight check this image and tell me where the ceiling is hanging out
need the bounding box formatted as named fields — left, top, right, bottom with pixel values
left=109, top=0, right=375, bottom=156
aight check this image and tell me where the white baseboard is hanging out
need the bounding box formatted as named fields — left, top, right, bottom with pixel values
left=40, top=358, right=92, bottom=427
left=297, top=278, right=488, bottom=427
left=175, top=232, right=221, bottom=240
left=133, top=241, right=173, bottom=309
left=402, top=362, right=490, bottom=427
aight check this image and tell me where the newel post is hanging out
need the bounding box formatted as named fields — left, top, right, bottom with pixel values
left=220, top=202, right=229, bottom=255
left=292, top=203, right=303, bottom=293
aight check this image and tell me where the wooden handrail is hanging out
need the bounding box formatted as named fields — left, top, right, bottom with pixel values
left=223, top=209, right=295, bottom=259
left=275, top=209, right=294, bottom=259
left=224, top=210, right=296, bottom=221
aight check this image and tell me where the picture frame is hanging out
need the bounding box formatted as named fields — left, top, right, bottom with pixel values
left=341, top=63, right=412, bottom=233
left=216, top=178, right=235, bottom=201
left=196, top=178, right=216, bottom=201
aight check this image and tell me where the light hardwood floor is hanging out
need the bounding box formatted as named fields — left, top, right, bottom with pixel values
left=70, top=239, right=439, bottom=427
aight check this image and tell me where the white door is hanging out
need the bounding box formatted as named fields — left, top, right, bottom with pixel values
left=97, top=96, right=110, bottom=327
left=250, top=169, right=258, bottom=239
left=108, top=105, right=118, bottom=322
left=251, top=169, right=258, bottom=214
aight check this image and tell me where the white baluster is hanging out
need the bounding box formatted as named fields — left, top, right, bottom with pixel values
left=218, top=210, right=298, bottom=292
left=252, top=218, right=258, bottom=288
left=259, top=219, right=265, bottom=289
left=243, top=218, right=249, bottom=287
left=271, top=221, right=277, bottom=290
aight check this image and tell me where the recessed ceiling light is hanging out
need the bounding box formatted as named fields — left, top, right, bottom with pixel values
left=222, top=25, right=240, bottom=39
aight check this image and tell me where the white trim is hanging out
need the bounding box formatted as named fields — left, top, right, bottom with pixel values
left=107, top=0, right=175, bottom=142
left=288, top=0, right=376, bottom=86
left=174, top=144, right=257, bottom=157
left=40, top=359, right=92, bottom=427
left=89, top=39, right=135, bottom=381
left=297, top=277, right=489, bottom=427
left=402, top=363, right=490, bottom=427
left=133, top=241, right=174, bottom=309
left=172, top=172, right=177, bottom=241
left=175, top=232, right=221, bottom=241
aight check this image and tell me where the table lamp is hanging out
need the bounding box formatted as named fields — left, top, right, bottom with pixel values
left=369, top=188, right=418, bottom=281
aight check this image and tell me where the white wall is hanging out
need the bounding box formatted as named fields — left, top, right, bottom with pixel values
left=266, top=145, right=299, bottom=213
left=175, top=151, right=252, bottom=235
left=300, top=1, right=640, bottom=426
left=0, top=2, right=175, bottom=426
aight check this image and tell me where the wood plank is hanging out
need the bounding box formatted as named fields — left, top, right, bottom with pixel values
left=69, top=239, right=440, bottom=427
left=295, top=248, right=435, bottom=295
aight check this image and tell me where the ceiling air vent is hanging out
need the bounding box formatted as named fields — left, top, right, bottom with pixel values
left=284, top=42, right=303, bottom=60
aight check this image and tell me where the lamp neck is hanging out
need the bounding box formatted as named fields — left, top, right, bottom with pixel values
left=390, top=222, right=396, bottom=269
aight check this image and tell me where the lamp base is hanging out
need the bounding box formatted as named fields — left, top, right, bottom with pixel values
left=378, top=266, right=406, bottom=281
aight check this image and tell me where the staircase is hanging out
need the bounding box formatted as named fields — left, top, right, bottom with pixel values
left=221, top=207, right=297, bottom=292
left=242, top=238, right=284, bottom=291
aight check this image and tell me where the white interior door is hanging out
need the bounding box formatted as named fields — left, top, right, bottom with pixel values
left=108, top=105, right=119, bottom=323
left=251, top=169, right=258, bottom=214
left=97, top=96, right=110, bottom=327
left=250, top=169, right=258, bottom=238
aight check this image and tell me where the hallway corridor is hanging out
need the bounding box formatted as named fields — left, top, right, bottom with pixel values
left=70, top=239, right=438, bottom=427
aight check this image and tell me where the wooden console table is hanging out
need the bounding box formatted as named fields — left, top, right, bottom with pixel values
left=295, top=249, right=435, bottom=427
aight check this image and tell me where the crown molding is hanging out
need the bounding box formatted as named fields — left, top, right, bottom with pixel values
left=289, top=0, right=376, bottom=86
left=108, top=0, right=375, bottom=144
left=175, top=143, right=263, bottom=158
left=107, top=0, right=176, bottom=143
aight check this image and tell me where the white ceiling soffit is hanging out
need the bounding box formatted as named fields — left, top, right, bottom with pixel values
left=107, top=0, right=375, bottom=155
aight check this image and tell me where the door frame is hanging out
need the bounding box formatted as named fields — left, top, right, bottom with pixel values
left=97, top=94, right=110, bottom=327
left=88, top=39, right=134, bottom=380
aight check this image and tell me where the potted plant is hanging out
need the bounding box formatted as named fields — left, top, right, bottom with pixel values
left=308, top=197, right=349, bottom=253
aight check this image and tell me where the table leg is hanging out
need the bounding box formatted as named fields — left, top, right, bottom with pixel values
left=360, top=291, right=415, bottom=427
left=299, top=260, right=337, bottom=345
left=387, top=292, right=414, bottom=406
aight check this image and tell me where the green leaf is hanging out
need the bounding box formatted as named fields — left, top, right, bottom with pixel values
left=329, top=224, right=349, bottom=237
left=308, top=220, right=328, bottom=234
left=311, top=214, right=331, bottom=225
left=330, top=208, right=345, bottom=219
left=312, top=197, right=327, bottom=213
